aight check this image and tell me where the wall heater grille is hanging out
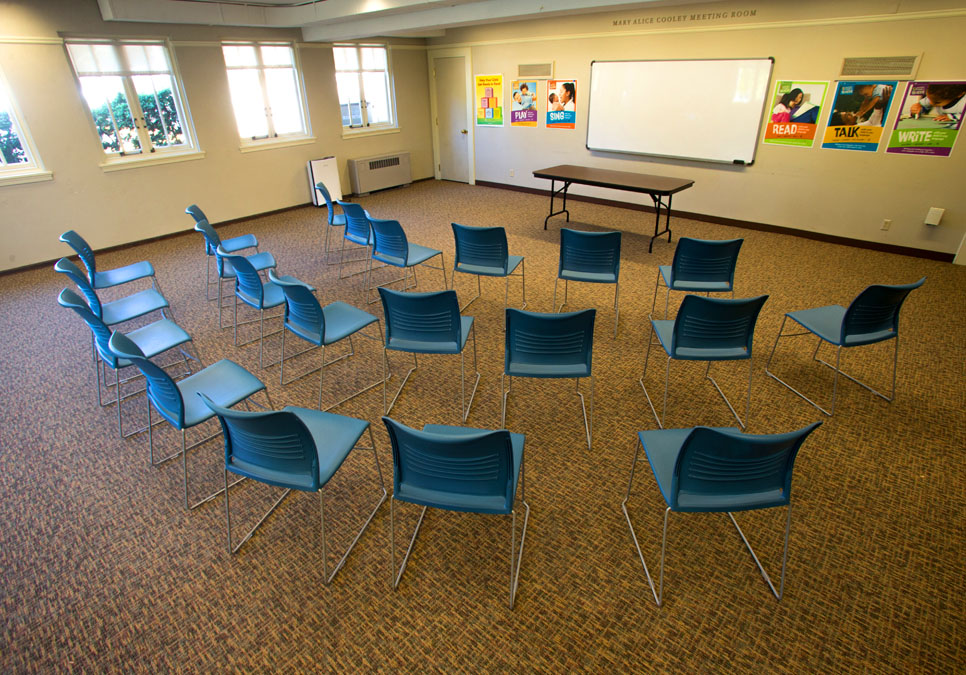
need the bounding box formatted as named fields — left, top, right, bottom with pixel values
left=347, top=152, right=412, bottom=195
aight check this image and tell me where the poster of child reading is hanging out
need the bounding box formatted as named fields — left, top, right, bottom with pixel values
left=547, top=80, right=576, bottom=129
left=762, top=80, right=828, bottom=148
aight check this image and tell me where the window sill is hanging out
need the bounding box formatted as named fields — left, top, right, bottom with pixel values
left=341, top=126, right=400, bottom=140
left=0, top=169, right=53, bottom=187
left=239, top=135, right=317, bottom=153
left=99, top=150, right=206, bottom=173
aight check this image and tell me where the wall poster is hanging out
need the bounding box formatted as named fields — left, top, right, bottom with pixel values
left=886, top=81, right=966, bottom=157
left=762, top=80, right=828, bottom=147
left=510, top=79, right=538, bottom=127
left=475, top=74, right=504, bottom=126
left=821, top=80, right=897, bottom=152
left=547, top=79, right=577, bottom=129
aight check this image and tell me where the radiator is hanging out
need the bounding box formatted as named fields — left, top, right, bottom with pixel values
left=347, top=152, right=412, bottom=195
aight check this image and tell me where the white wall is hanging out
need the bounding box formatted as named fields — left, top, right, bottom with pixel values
left=430, top=0, right=966, bottom=256
left=0, top=0, right=434, bottom=271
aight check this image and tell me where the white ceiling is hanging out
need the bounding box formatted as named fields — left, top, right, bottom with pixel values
left=96, top=0, right=711, bottom=41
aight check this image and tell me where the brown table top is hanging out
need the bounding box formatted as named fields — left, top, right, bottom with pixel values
left=533, top=164, right=694, bottom=195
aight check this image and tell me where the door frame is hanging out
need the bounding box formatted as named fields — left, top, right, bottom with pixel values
left=427, top=47, right=475, bottom=185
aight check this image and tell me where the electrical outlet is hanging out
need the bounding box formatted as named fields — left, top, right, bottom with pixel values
left=509, top=169, right=515, bottom=177
left=881, top=219, right=891, bottom=231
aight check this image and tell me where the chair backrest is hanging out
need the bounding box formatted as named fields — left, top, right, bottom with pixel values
left=59, top=230, right=98, bottom=282
left=669, top=237, right=743, bottom=285
left=382, top=417, right=516, bottom=514
left=452, top=223, right=509, bottom=273
left=268, top=269, right=324, bottom=338
left=57, top=287, right=118, bottom=368
left=315, top=182, right=335, bottom=225
left=193, top=218, right=223, bottom=259
left=670, top=422, right=822, bottom=511
left=55, top=257, right=102, bottom=318
left=337, top=200, right=371, bottom=243
left=379, top=288, right=462, bottom=351
left=185, top=204, right=207, bottom=224
left=108, top=330, right=186, bottom=428
left=199, top=394, right=322, bottom=490
left=504, top=308, right=596, bottom=376
left=671, top=295, right=768, bottom=358
left=558, top=228, right=621, bottom=279
left=369, top=217, right=410, bottom=265
left=841, top=277, right=925, bottom=345
left=218, top=247, right=264, bottom=306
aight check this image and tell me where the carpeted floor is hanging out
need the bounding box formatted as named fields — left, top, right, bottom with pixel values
left=1, top=180, right=963, bottom=672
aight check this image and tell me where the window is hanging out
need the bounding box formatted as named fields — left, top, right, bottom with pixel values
left=333, top=45, right=396, bottom=131
left=0, top=67, right=50, bottom=186
left=222, top=42, right=310, bottom=145
left=65, top=39, right=197, bottom=160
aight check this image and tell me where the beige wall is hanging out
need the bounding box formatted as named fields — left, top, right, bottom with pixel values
left=431, top=0, right=966, bottom=256
left=0, top=0, right=434, bottom=271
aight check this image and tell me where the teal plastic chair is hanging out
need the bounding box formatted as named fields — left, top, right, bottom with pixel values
left=57, top=288, right=198, bottom=439
left=765, top=277, right=925, bottom=416
left=270, top=269, right=387, bottom=413
left=653, top=237, right=743, bottom=318
left=335, top=200, right=376, bottom=282
left=315, top=181, right=346, bottom=266
left=108, top=331, right=270, bottom=510
left=55, top=257, right=171, bottom=329
left=383, top=417, right=528, bottom=609
left=503, top=308, right=596, bottom=451
left=186, top=204, right=261, bottom=299
left=622, top=422, right=822, bottom=606
left=59, top=229, right=159, bottom=293
left=200, top=395, right=386, bottom=581
left=640, top=294, right=767, bottom=430
left=379, top=288, right=479, bottom=423
left=195, top=219, right=277, bottom=328
left=451, top=223, right=526, bottom=311
left=554, top=228, right=621, bottom=337
left=366, top=217, right=447, bottom=304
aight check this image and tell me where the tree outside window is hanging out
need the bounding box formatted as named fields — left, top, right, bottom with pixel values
left=0, top=67, right=46, bottom=183
left=333, top=45, right=396, bottom=130
left=66, top=40, right=194, bottom=156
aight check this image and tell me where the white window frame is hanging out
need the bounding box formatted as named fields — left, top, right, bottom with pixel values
left=333, top=43, right=399, bottom=138
left=0, top=66, right=51, bottom=187
left=64, top=38, right=203, bottom=171
left=222, top=41, right=314, bottom=152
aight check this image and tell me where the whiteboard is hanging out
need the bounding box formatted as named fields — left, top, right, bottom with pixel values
left=586, top=58, right=774, bottom=165
left=307, top=156, right=341, bottom=206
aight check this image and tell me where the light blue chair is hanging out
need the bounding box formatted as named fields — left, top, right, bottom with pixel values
left=335, top=200, right=377, bottom=282
left=622, top=422, right=822, bottom=606
left=58, top=288, right=198, bottom=439
left=195, top=219, right=277, bottom=328
left=186, top=204, right=261, bottom=299
left=765, top=277, right=925, bottom=416
left=200, top=395, right=386, bottom=581
left=366, top=217, right=447, bottom=304
left=640, top=294, right=767, bottom=430
left=451, top=223, right=526, bottom=311
left=55, top=257, right=171, bottom=328
left=653, top=237, right=743, bottom=318
left=383, top=417, right=528, bottom=609
left=554, top=229, right=621, bottom=337
left=502, top=308, right=596, bottom=451
left=109, top=331, right=270, bottom=510
left=59, top=229, right=159, bottom=293
left=270, top=269, right=387, bottom=412
left=315, top=181, right=346, bottom=266
left=379, top=288, right=479, bottom=423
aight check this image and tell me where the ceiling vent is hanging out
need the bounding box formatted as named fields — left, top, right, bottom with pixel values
left=518, top=62, right=554, bottom=80
left=839, top=55, right=921, bottom=80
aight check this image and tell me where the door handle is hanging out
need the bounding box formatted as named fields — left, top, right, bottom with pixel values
left=460, top=129, right=468, bottom=134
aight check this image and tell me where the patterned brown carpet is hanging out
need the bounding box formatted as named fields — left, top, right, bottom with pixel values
left=1, top=180, right=963, bottom=672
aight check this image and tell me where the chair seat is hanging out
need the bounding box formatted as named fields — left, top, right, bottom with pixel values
left=237, top=275, right=306, bottom=310
left=395, top=424, right=524, bottom=514
left=101, top=288, right=169, bottom=326
left=92, top=260, right=155, bottom=289
left=345, top=231, right=373, bottom=246
left=222, top=251, right=277, bottom=279
left=505, top=360, right=591, bottom=379
left=386, top=315, right=473, bottom=355
left=651, top=319, right=751, bottom=361
left=639, top=426, right=785, bottom=513
left=118, top=319, right=192, bottom=366
left=659, top=266, right=733, bottom=293
left=218, top=233, right=259, bottom=254
left=284, top=302, right=378, bottom=346
left=455, top=254, right=523, bottom=278
left=177, top=359, right=266, bottom=428
left=787, top=304, right=896, bottom=347
left=559, top=269, right=618, bottom=284
left=374, top=243, right=441, bottom=268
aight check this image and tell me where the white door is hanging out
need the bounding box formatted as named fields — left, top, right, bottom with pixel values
left=434, top=56, right=469, bottom=183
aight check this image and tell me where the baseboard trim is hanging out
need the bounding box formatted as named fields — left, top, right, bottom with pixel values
left=475, top=179, right=955, bottom=262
